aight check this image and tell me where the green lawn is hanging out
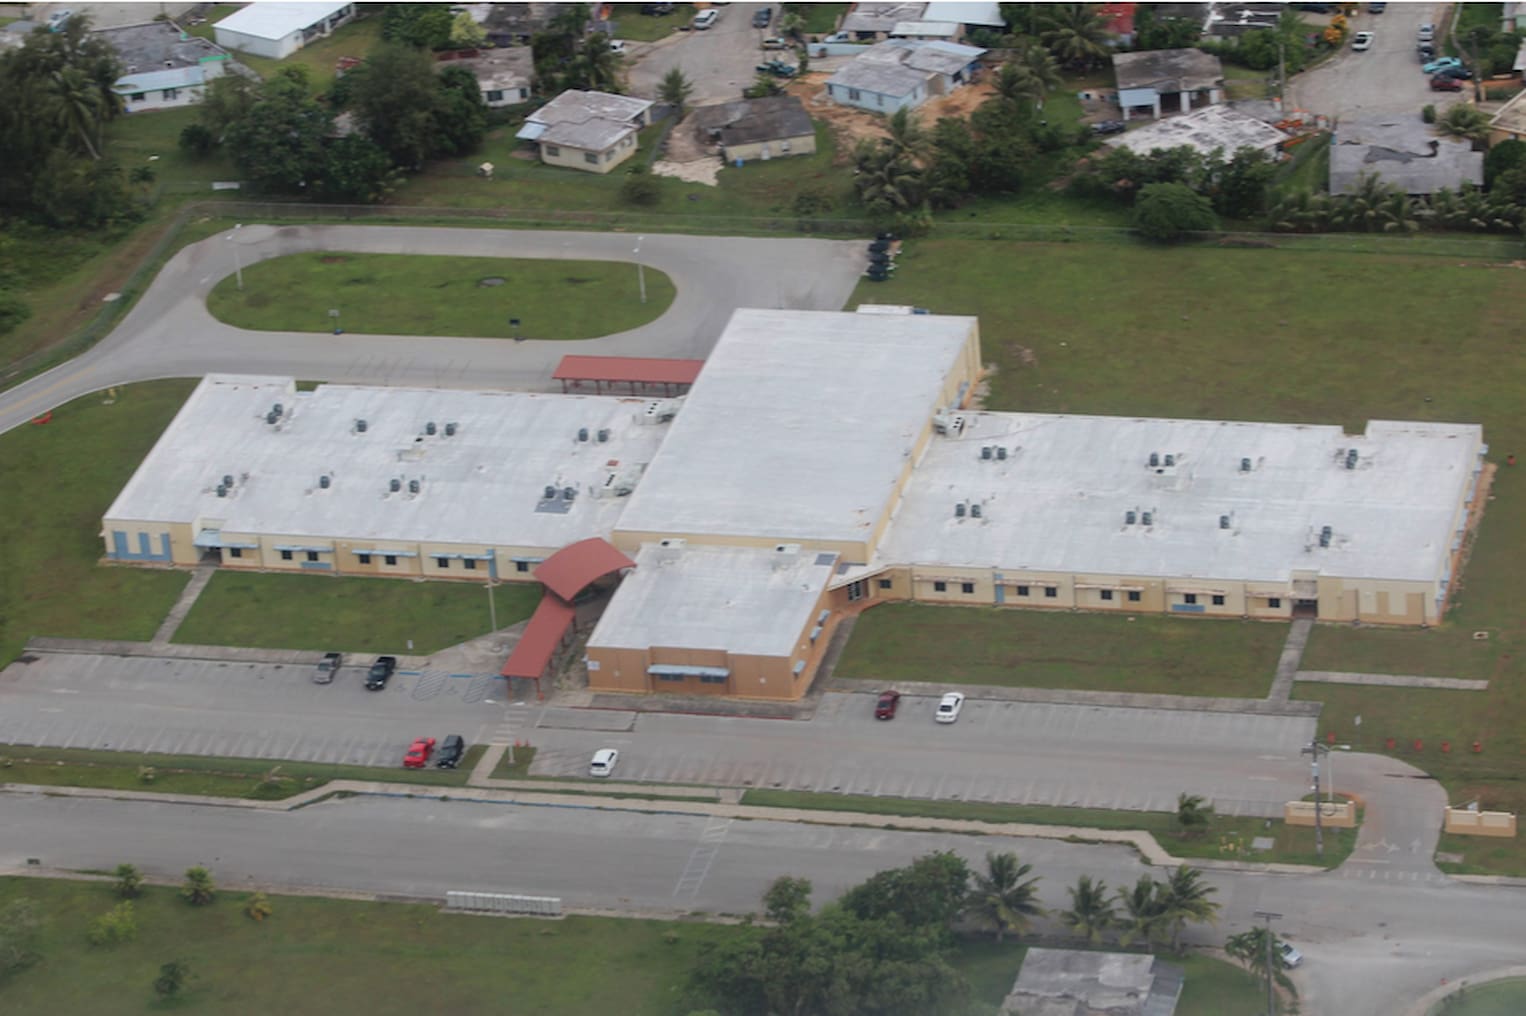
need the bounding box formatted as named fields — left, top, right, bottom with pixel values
left=0, top=744, right=488, bottom=798
left=204, top=252, right=676, bottom=340
left=1176, top=952, right=1281, bottom=1015
left=207, top=14, right=386, bottom=95
left=103, top=106, right=239, bottom=192
left=740, top=790, right=1360, bottom=869
left=172, top=572, right=542, bottom=655
left=611, top=4, right=695, bottom=40
left=838, top=604, right=1287, bottom=698
left=0, top=382, right=194, bottom=667
left=1221, top=63, right=1268, bottom=102
left=786, top=2, right=849, bottom=35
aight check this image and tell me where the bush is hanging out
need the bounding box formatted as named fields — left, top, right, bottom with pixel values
left=244, top=891, right=273, bottom=922
left=178, top=122, right=216, bottom=156
left=0, top=292, right=30, bottom=336
left=619, top=166, right=661, bottom=207
left=792, top=187, right=834, bottom=216
left=181, top=866, right=216, bottom=906
left=1132, top=181, right=1218, bottom=242
left=113, top=863, right=143, bottom=900
left=1422, top=104, right=1437, bottom=124
left=87, top=902, right=137, bottom=946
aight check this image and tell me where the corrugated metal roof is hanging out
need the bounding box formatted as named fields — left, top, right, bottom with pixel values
left=214, top=1, right=351, bottom=41
left=114, top=65, right=206, bottom=93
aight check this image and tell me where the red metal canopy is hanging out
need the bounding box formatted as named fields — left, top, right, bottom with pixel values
left=532, top=537, right=635, bottom=602
left=499, top=596, right=576, bottom=680
left=552, top=355, right=704, bottom=393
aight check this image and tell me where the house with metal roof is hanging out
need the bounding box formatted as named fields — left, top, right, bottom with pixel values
left=825, top=39, right=986, bottom=114
left=1329, top=116, right=1484, bottom=196
left=689, top=95, right=817, bottom=163
left=94, top=20, right=236, bottom=112
left=213, top=1, right=355, bottom=60
left=1112, top=47, right=1224, bottom=119
left=1105, top=103, right=1288, bottom=157
left=516, top=89, right=653, bottom=173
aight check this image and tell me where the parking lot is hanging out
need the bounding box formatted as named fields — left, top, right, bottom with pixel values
left=0, top=653, right=520, bottom=767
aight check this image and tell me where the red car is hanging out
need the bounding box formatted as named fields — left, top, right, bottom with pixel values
left=402, top=737, right=436, bottom=768
left=1429, top=75, right=1462, bottom=91
left=874, top=690, right=902, bottom=720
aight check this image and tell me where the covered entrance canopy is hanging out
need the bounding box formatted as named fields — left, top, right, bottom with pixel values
left=552, top=355, right=704, bottom=395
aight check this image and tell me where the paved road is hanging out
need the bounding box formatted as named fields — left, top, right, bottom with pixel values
left=1288, top=3, right=1464, bottom=119
left=0, top=225, right=867, bottom=435
left=627, top=3, right=779, bottom=105
left=0, top=791, right=1520, bottom=1016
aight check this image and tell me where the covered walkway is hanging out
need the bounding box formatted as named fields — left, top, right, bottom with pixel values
left=552, top=355, right=704, bottom=396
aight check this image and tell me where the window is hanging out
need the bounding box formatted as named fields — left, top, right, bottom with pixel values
left=933, top=581, right=947, bottom=592
left=306, top=551, right=319, bottom=562
left=699, top=674, right=727, bottom=685
left=605, top=150, right=615, bottom=161
left=436, top=557, right=450, bottom=569
left=1184, top=593, right=1198, bottom=605
left=228, top=547, right=242, bottom=559
left=584, top=152, right=599, bottom=165
left=357, top=553, right=371, bottom=565
left=384, top=554, right=397, bottom=566
left=515, top=561, right=530, bottom=573
left=1268, top=597, right=1282, bottom=609
left=1212, top=594, right=1225, bottom=606
left=657, top=672, right=686, bottom=682
left=848, top=88, right=862, bottom=101
left=961, top=582, right=975, bottom=594
left=781, top=140, right=791, bottom=152
left=1016, top=585, right=1030, bottom=597
left=130, top=92, right=145, bottom=101
left=486, top=89, right=503, bottom=102
left=877, top=578, right=892, bottom=589
left=1044, top=586, right=1058, bottom=598
left=463, top=558, right=477, bottom=571
left=280, top=550, right=293, bottom=561
left=545, top=144, right=560, bottom=156
left=1127, top=590, right=1141, bottom=603
left=846, top=579, right=867, bottom=602
left=1101, top=589, right=1114, bottom=601
left=163, top=88, right=178, bottom=100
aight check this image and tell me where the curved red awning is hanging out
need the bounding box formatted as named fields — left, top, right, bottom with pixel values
left=500, top=596, right=576, bottom=680
left=533, top=537, right=635, bottom=602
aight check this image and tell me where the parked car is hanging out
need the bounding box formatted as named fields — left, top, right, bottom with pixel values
left=1422, top=56, right=1462, bottom=74
left=934, top=691, right=965, bottom=724
left=1367, top=2, right=1386, bottom=11
left=1417, top=41, right=1435, bottom=60
left=752, top=7, right=772, bottom=28
left=1090, top=119, right=1127, bottom=135
left=366, top=655, right=397, bottom=690
left=823, top=30, right=852, bottom=43
left=1351, top=31, right=1374, bottom=51
left=1429, top=74, right=1464, bottom=91
left=693, top=9, right=719, bottom=29
left=402, top=737, right=436, bottom=768
left=641, top=2, right=675, bottom=13
left=608, top=39, right=628, bottom=54
left=314, top=651, right=342, bottom=684
left=1435, top=64, right=1473, bottom=80
left=874, top=690, right=901, bottom=720
left=1279, top=941, right=1304, bottom=969
left=756, top=59, right=797, bottom=77
left=435, top=734, right=466, bottom=769
left=47, top=9, right=73, bottom=30
left=761, top=36, right=788, bottom=50
left=1417, top=23, right=1434, bottom=42
left=589, top=748, right=619, bottom=777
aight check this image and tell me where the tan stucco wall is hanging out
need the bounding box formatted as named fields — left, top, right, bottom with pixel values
left=539, top=132, right=639, bottom=174
left=1284, top=800, right=1357, bottom=828
left=724, top=131, right=817, bottom=162
left=1443, top=808, right=1517, bottom=837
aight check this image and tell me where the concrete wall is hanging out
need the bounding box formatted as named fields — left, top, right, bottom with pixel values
left=540, top=132, right=639, bottom=174
left=724, top=130, right=817, bottom=162
left=1284, top=800, right=1357, bottom=828
left=1443, top=807, right=1518, bottom=838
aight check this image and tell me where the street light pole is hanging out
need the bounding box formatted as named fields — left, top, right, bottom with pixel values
left=1301, top=738, right=1329, bottom=858
left=634, top=235, right=646, bottom=304
left=486, top=577, right=497, bottom=633
left=228, top=223, right=244, bottom=291
left=1253, top=910, right=1282, bottom=1016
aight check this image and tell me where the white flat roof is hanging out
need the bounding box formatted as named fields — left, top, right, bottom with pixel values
left=588, top=543, right=837, bottom=657
left=104, top=376, right=670, bottom=549
left=215, top=1, right=350, bottom=41
left=871, top=413, right=1482, bottom=584
left=613, top=309, right=977, bottom=547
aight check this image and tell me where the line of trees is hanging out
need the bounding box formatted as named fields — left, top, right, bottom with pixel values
left=684, top=850, right=1222, bottom=1015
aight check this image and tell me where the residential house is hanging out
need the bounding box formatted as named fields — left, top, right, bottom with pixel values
left=213, top=1, right=356, bottom=60
left=838, top=1, right=1002, bottom=42
left=1330, top=116, right=1484, bottom=196
left=516, top=89, right=653, bottom=173
left=1111, top=48, right=1224, bottom=119
left=95, top=21, right=234, bottom=113
left=481, top=3, right=570, bottom=47
left=1105, top=103, right=1287, bottom=157
left=438, top=45, right=535, bottom=108
left=1490, top=88, right=1526, bottom=144
left=1503, top=2, right=1526, bottom=31
left=825, top=39, right=985, bottom=114
left=919, top=1, right=1004, bottom=35
left=1001, top=948, right=1185, bottom=1016
left=838, top=2, right=928, bottom=41
left=888, top=20, right=961, bottom=42
left=690, top=95, right=817, bottom=163
left=1099, top=2, right=1137, bottom=45
left=1204, top=2, right=1281, bottom=39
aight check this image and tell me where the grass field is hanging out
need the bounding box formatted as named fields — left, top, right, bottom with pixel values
left=741, top=789, right=1359, bottom=868
left=173, top=572, right=542, bottom=655
left=189, top=13, right=386, bottom=95
left=0, top=744, right=487, bottom=798
left=837, top=604, right=1287, bottom=698
left=789, top=2, right=851, bottom=34
left=612, top=4, right=695, bottom=40
left=205, top=252, right=676, bottom=340
left=103, top=107, right=240, bottom=192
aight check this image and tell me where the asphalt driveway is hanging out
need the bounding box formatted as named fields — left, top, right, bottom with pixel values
left=626, top=3, right=780, bottom=105
left=1288, top=2, right=1465, bottom=119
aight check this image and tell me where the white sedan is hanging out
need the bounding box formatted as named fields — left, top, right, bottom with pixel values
left=1351, top=31, right=1374, bottom=51
left=934, top=692, right=966, bottom=724
left=589, top=748, right=619, bottom=777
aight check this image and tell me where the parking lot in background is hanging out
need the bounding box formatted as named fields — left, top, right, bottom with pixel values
left=0, top=653, right=515, bottom=767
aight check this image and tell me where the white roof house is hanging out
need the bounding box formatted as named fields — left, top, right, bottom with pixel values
left=214, top=2, right=356, bottom=60
left=1106, top=104, right=1288, bottom=157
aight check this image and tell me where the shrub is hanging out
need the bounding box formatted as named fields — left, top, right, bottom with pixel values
left=619, top=166, right=661, bottom=207
left=113, top=863, right=143, bottom=900
left=1132, top=181, right=1217, bottom=242
left=178, top=122, right=216, bottom=156
left=0, top=292, right=30, bottom=336
left=792, top=187, right=834, bottom=217
left=1421, top=104, right=1437, bottom=124
left=244, top=891, right=273, bottom=922
left=181, top=866, right=216, bottom=906
left=87, top=902, right=137, bottom=946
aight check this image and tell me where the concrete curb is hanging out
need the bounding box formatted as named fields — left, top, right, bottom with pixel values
left=826, top=676, right=1323, bottom=717
left=1401, top=964, right=1526, bottom=1016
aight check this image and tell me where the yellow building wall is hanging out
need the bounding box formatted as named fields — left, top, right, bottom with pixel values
left=725, top=131, right=817, bottom=162
left=540, top=133, right=639, bottom=174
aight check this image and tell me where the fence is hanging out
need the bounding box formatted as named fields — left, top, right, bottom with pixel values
left=446, top=891, right=563, bottom=916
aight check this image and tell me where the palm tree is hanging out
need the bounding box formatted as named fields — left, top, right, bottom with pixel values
left=856, top=149, right=924, bottom=217
left=1009, top=39, right=1061, bottom=109
left=50, top=66, right=104, bottom=160
left=1435, top=103, right=1492, bottom=143
left=1115, top=875, right=1164, bottom=948
left=1156, top=865, right=1220, bottom=953
left=658, top=67, right=694, bottom=118
left=1176, top=793, right=1214, bottom=838
left=883, top=107, right=930, bottom=164
left=778, top=9, right=806, bottom=42
left=966, top=851, right=1045, bottom=944
left=181, top=866, right=216, bottom=906
left=993, top=62, right=1044, bottom=108
left=1040, top=3, right=1110, bottom=70
left=1268, top=189, right=1334, bottom=233
left=572, top=34, right=621, bottom=93
left=1060, top=875, right=1113, bottom=945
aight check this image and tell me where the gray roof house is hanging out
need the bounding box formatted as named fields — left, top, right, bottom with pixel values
left=516, top=89, right=653, bottom=173
left=825, top=39, right=985, bottom=114
left=1112, top=48, right=1224, bottom=119
left=95, top=21, right=237, bottom=113
left=1107, top=103, right=1288, bottom=157
left=1001, top=948, right=1185, bottom=1016
left=440, top=45, right=534, bottom=108
left=690, top=95, right=818, bottom=161
left=1330, top=116, right=1485, bottom=196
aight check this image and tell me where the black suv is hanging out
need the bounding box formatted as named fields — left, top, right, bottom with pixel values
left=366, top=655, right=397, bottom=690
left=752, top=7, right=772, bottom=28
left=436, top=734, right=466, bottom=769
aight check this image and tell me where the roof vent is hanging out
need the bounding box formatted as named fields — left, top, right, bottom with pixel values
left=1125, top=509, right=1137, bottom=525
left=1141, top=511, right=1154, bottom=526
left=1240, top=457, right=1251, bottom=472
left=1319, top=525, right=1332, bottom=548
left=597, top=428, right=610, bottom=443
left=319, top=475, right=331, bottom=489
left=981, top=446, right=992, bottom=460
left=408, top=479, right=420, bottom=494
left=1345, top=448, right=1359, bottom=470
left=1164, top=454, right=1175, bottom=467
left=933, top=413, right=965, bottom=435
left=970, top=503, right=982, bottom=519
left=215, top=484, right=228, bottom=498
left=265, top=410, right=279, bottom=425
left=659, top=538, right=685, bottom=549
left=1148, top=452, right=1160, bottom=467
left=544, top=484, right=556, bottom=500
left=273, top=403, right=284, bottom=417
left=222, top=474, right=234, bottom=488
left=996, top=446, right=1007, bottom=460
left=389, top=478, right=401, bottom=493
left=425, top=421, right=437, bottom=436
left=1219, top=514, right=1231, bottom=530
left=562, top=486, right=576, bottom=501
left=955, top=502, right=966, bottom=518
left=356, top=419, right=367, bottom=433
left=578, top=427, right=589, bottom=442
left=444, top=422, right=457, bottom=437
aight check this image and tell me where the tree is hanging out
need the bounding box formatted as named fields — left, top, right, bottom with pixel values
left=763, top=875, right=812, bottom=925
left=854, top=144, right=925, bottom=220
left=1132, top=6, right=1201, bottom=50
left=1225, top=926, right=1298, bottom=999
left=87, top=901, right=137, bottom=946
left=1434, top=103, right=1492, bottom=144
left=1040, top=3, right=1110, bottom=70
left=178, top=122, right=216, bottom=156
left=1211, top=147, right=1275, bottom=220
left=1132, top=181, right=1217, bottom=242
left=198, top=73, right=256, bottom=143
left=993, top=61, right=1044, bottom=109
left=382, top=4, right=454, bottom=49
left=348, top=44, right=443, bottom=169
left=1060, top=875, right=1113, bottom=945
left=658, top=67, right=695, bottom=118
left=1115, top=875, right=1165, bottom=948
left=50, top=65, right=106, bottom=160
left=181, top=866, right=216, bottom=906
left=1484, top=138, right=1526, bottom=188
left=224, top=73, right=332, bottom=193
left=840, top=851, right=970, bottom=930
left=244, top=891, right=273, bottom=922
left=1331, top=173, right=1418, bottom=233
left=153, top=960, right=191, bottom=999
left=569, top=33, right=622, bottom=93
left=1156, top=865, right=1220, bottom=952
left=450, top=10, right=488, bottom=49
left=1176, top=793, right=1214, bottom=837
left=434, top=64, right=488, bottom=156
left=965, top=851, right=1044, bottom=944
left=113, top=863, right=143, bottom=899
left=0, top=898, right=43, bottom=983
left=924, top=117, right=973, bottom=208
left=883, top=106, right=931, bottom=163
left=619, top=164, right=661, bottom=206
left=315, top=135, right=397, bottom=203
left=778, top=9, right=806, bottom=42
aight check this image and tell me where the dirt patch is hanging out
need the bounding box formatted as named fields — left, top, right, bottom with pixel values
left=787, top=73, right=890, bottom=161
left=919, top=80, right=996, bottom=121
left=651, top=159, right=721, bottom=186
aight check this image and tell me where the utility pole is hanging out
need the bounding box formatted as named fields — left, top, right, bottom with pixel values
left=633, top=235, right=647, bottom=304
left=1253, top=910, right=1282, bottom=1016
left=1301, top=738, right=1329, bottom=858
